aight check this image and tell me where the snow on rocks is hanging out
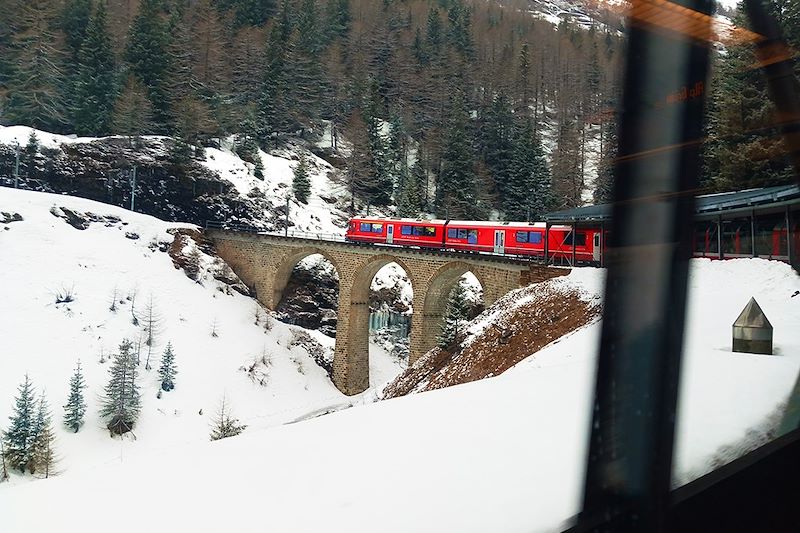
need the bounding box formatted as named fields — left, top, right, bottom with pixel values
left=0, top=188, right=402, bottom=491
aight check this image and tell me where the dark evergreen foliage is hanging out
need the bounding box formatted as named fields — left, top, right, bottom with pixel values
left=158, top=342, right=178, bottom=392
left=63, top=360, right=87, bottom=433
left=100, top=339, right=141, bottom=436
left=2, top=375, right=38, bottom=472
left=438, top=281, right=467, bottom=349
left=73, top=1, right=116, bottom=136
left=293, top=154, right=311, bottom=203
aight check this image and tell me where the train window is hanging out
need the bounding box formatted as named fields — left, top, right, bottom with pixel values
left=371, top=224, right=383, bottom=233
left=563, top=232, right=586, bottom=246
left=424, top=226, right=436, bottom=236
left=447, top=228, right=458, bottom=238
left=412, top=226, right=424, bottom=236
left=529, top=232, right=542, bottom=244
left=456, top=229, right=467, bottom=239
left=359, top=222, right=371, bottom=232
left=467, top=230, right=478, bottom=243
left=516, top=231, right=529, bottom=243
left=401, top=225, right=413, bottom=236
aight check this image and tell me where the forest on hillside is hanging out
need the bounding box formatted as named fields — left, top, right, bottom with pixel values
left=0, top=0, right=797, bottom=220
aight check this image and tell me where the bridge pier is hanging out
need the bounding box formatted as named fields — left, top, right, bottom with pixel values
left=208, top=230, right=563, bottom=396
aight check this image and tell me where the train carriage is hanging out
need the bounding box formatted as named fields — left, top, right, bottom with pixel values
left=346, top=218, right=446, bottom=247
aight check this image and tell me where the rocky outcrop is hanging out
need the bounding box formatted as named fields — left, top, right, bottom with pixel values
left=276, top=261, right=339, bottom=337
left=0, top=137, right=281, bottom=228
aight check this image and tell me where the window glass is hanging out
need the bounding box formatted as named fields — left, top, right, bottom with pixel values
left=402, top=225, right=413, bottom=235
left=424, top=226, right=436, bottom=236
left=447, top=228, right=457, bottom=238
left=468, top=230, right=478, bottom=244
left=458, top=229, right=468, bottom=239
left=359, top=222, right=371, bottom=232
left=516, top=231, right=528, bottom=243
left=413, top=226, right=424, bottom=236
left=563, top=232, right=586, bottom=246
left=372, top=224, right=383, bottom=233
left=529, top=232, right=542, bottom=244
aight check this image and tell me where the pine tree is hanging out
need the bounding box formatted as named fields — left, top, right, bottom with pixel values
left=23, top=131, right=40, bottom=177
left=594, top=117, right=617, bottom=204
left=112, top=75, right=155, bottom=143
left=31, top=393, right=57, bottom=477
left=397, top=157, right=425, bottom=217
left=506, top=119, right=551, bottom=221
left=73, top=0, right=117, bottom=136
left=436, top=91, right=482, bottom=219
left=2, top=375, right=38, bottom=472
left=438, top=281, right=468, bottom=349
left=60, top=0, right=91, bottom=61
left=63, top=360, right=87, bottom=433
left=158, top=342, right=178, bottom=392
left=481, top=93, right=514, bottom=205
left=100, top=339, right=141, bottom=436
left=257, top=23, right=290, bottom=147
left=125, top=0, right=171, bottom=129
left=209, top=396, right=246, bottom=441
left=141, top=295, right=162, bottom=371
left=293, top=154, right=311, bottom=203
left=4, top=0, right=68, bottom=131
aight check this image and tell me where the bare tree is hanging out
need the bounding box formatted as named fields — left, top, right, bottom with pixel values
left=210, top=317, right=219, bottom=338
left=109, top=286, right=119, bottom=312
left=141, top=295, right=163, bottom=370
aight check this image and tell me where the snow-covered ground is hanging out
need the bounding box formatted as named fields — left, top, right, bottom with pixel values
left=2, top=189, right=799, bottom=532
left=0, top=188, right=402, bottom=488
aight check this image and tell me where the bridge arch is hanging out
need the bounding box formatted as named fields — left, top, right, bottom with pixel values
left=415, top=262, right=488, bottom=358
left=335, top=254, right=416, bottom=394
left=271, top=247, right=342, bottom=310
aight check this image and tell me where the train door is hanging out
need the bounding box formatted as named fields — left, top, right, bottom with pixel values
left=386, top=224, right=394, bottom=244
left=593, top=232, right=602, bottom=262
left=494, top=230, right=505, bottom=254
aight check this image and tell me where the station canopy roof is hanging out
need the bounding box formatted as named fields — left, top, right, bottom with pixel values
left=543, top=184, right=800, bottom=224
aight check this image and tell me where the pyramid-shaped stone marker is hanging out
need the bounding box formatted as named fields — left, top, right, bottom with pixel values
left=732, top=297, right=773, bottom=355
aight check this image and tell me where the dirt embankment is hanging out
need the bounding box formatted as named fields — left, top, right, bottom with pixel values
left=383, top=280, right=601, bottom=398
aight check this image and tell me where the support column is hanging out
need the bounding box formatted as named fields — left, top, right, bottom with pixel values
left=332, top=279, right=369, bottom=396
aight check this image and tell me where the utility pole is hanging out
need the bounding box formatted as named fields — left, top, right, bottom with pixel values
left=13, top=143, right=20, bottom=188
left=285, top=195, right=290, bottom=237
left=130, top=165, right=137, bottom=212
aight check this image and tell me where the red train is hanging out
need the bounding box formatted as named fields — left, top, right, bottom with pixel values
left=345, top=217, right=604, bottom=263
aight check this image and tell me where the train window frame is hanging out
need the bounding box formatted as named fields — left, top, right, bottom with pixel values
left=401, top=225, right=413, bottom=236
left=516, top=231, right=529, bottom=243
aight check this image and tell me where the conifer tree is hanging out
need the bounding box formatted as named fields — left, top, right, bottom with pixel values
left=438, top=281, right=468, bottom=349
left=2, top=375, right=38, bottom=472
left=506, top=119, right=551, bottom=221
left=31, top=393, right=57, bottom=477
left=113, top=75, right=155, bottom=144
left=63, top=360, right=87, bottom=433
left=397, top=157, right=425, bottom=217
left=209, top=396, right=246, bottom=441
left=100, top=339, right=141, bottom=436
left=125, top=0, right=171, bottom=129
left=158, top=342, right=178, bottom=392
left=437, top=91, right=482, bottom=219
left=60, top=0, right=91, bottom=61
left=73, top=0, right=117, bottom=136
left=4, top=0, right=68, bottom=131
left=258, top=23, right=290, bottom=147
left=594, top=118, right=617, bottom=204
left=293, top=154, right=311, bottom=203
left=481, top=93, right=514, bottom=203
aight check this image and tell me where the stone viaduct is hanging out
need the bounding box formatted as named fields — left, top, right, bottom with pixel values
left=207, top=229, right=561, bottom=395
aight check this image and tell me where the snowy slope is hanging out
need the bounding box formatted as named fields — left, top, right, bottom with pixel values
left=0, top=188, right=401, bottom=488
left=3, top=255, right=799, bottom=532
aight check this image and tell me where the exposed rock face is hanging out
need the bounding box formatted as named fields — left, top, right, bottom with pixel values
left=0, top=137, right=281, bottom=228
left=276, top=260, right=339, bottom=337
